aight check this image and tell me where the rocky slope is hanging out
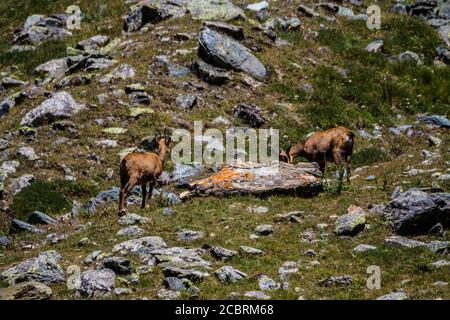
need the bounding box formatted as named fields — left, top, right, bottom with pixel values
left=0, top=0, right=449, bottom=300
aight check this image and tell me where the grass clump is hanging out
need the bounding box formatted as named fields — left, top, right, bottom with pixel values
left=352, top=147, right=389, bottom=167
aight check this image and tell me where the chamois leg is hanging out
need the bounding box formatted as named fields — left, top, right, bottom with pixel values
left=145, top=181, right=155, bottom=208
left=119, top=176, right=138, bottom=216
left=345, top=155, right=351, bottom=184
left=333, top=149, right=344, bottom=193
left=141, top=183, right=147, bottom=209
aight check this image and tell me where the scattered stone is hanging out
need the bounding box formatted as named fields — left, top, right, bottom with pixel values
left=247, top=206, right=269, bottom=214
left=417, top=114, right=450, bottom=128
left=428, top=241, right=449, bottom=254
left=257, top=274, right=280, bottom=291
left=232, top=104, right=266, bottom=128
left=385, top=236, right=427, bottom=249
left=431, top=260, right=450, bottom=268
left=78, top=269, right=115, bottom=297
left=188, top=0, right=244, bottom=21
left=112, top=236, right=167, bottom=256
left=376, top=291, right=408, bottom=300
left=278, top=261, right=298, bottom=279
left=177, top=229, right=205, bottom=241
left=34, top=58, right=68, bottom=84
left=191, top=59, right=231, bottom=85
left=7, top=174, right=34, bottom=195
left=239, top=246, right=265, bottom=256
left=334, top=205, right=366, bottom=236
left=210, top=246, right=237, bottom=261
left=162, top=266, right=210, bottom=282
left=176, top=94, right=198, bottom=109
left=298, top=5, right=320, bottom=17
left=319, top=275, right=353, bottom=287
left=203, top=21, right=244, bottom=40
left=15, top=147, right=39, bottom=161
left=254, top=224, right=273, bottom=236
left=353, top=244, right=377, bottom=253
left=244, top=291, right=271, bottom=300
left=382, top=189, right=449, bottom=235
left=10, top=219, right=43, bottom=234
left=0, top=281, right=52, bottom=300
left=117, top=225, right=145, bottom=238
left=157, top=288, right=181, bottom=300
left=101, top=257, right=132, bottom=275
left=27, top=211, right=56, bottom=225
left=247, top=1, right=269, bottom=12
left=0, top=236, right=12, bottom=247
left=366, top=40, right=384, bottom=53
left=118, top=213, right=150, bottom=226
left=215, top=266, right=247, bottom=283
left=1, top=251, right=65, bottom=284
left=274, top=211, right=302, bottom=223
left=198, top=28, right=267, bottom=78
left=115, top=288, right=133, bottom=296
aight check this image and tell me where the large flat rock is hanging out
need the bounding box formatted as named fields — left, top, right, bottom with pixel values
left=181, top=162, right=322, bottom=199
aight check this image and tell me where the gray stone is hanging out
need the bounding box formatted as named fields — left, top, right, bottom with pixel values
left=298, top=5, right=320, bottom=17
left=68, top=54, right=114, bottom=73
left=431, top=260, right=450, bottom=268
left=101, top=257, right=132, bottom=275
left=244, top=291, right=271, bottom=300
left=366, top=40, right=384, bottom=53
left=118, top=213, right=150, bottom=225
left=382, top=189, right=449, bottom=235
left=7, top=174, right=34, bottom=195
left=334, top=206, right=366, bottom=236
left=157, top=288, right=181, bottom=299
left=397, top=51, right=423, bottom=65
left=376, top=291, right=408, bottom=300
left=428, top=241, right=449, bottom=254
left=320, top=275, right=353, bottom=287
left=177, top=229, right=205, bottom=241
left=232, top=104, right=266, bottom=128
left=417, top=114, right=450, bottom=128
left=10, top=219, right=43, bottom=234
left=210, top=246, right=237, bottom=261
left=176, top=94, right=198, bottom=109
left=76, top=35, right=110, bottom=52
left=0, top=281, right=52, bottom=300
left=188, top=0, right=244, bottom=21
left=384, top=236, right=427, bottom=248
left=112, top=236, right=167, bottom=256
left=254, top=224, right=273, bottom=236
left=117, top=225, right=145, bottom=238
left=163, top=265, right=210, bottom=282
left=28, top=211, right=56, bottom=225
left=1, top=251, right=65, bottom=285
left=16, top=147, right=39, bottom=161
left=352, top=244, right=377, bottom=253
left=239, top=245, right=265, bottom=256
left=191, top=59, right=231, bottom=85
left=79, top=269, right=115, bottom=297
left=21, top=92, right=86, bottom=127
left=199, top=28, right=267, bottom=78
left=0, top=139, right=8, bottom=151
left=274, top=211, right=302, bottom=223
left=203, top=21, right=244, bottom=40
left=257, top=275, right=281, bottom=291
left=34, top=58, right=68, bottom=83
left=0, top=236, right=12, bottom=247
left=214, top=266, right=247, bottom=283
left=436, top=45, right=450, bottom=65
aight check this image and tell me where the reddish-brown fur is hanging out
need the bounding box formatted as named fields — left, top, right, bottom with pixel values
left=118, top=134, right=171, bottom=216
left=281, top=126, right=355, bottom=179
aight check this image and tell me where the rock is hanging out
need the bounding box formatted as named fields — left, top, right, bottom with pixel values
left=182, top=162, right=322, bottom=199
left=15, top=147, right=39, bottom=161
left=232, top=104, right=267, bottom=128
left=28, top=211, right=56, bottom=225
left=157, top=288, right=181, bottom=300
left=334, top=205, right=366, bottom=236
left=198, top=28, right=267, bottom=78
left=176, top=94, right=198, bottom=109
left=76, top=35, right=110, bottom=52
left=278, top=261, right=298, bottom=279
left=430, top=260, right=450, bottom=268
left=247, top=1, right=269, bottom=12
left=10, top=219, right=43, bottom=234
left=177, top=229, right=205, bottom=241
left=0, top=281, right=52, bottom=300
left=191, top=59, right=231, bottom=85
left=56, top=74, right=95, bottom=89
left=118, top=213, right=150, bottom=226
left=385, top=236, right=427, bottom=249
left=203, top=21, right=244, bottom=40
left=117, top=225, right=145, bottom=238
left=99, top=64, right=136, bottom=84
left=112, top=236, right=167, bottom=256
left=382, top=189, right=449, bottom=235
left=0, top=139, right=8, bottom=151
left=257, top=275, right=280, bottom=291
left=21, top=92, right=85, bottom=127
left=115, top=288, right=133, bottom=295
left=298, top=5, right=320, bottom=17
left=397, top=51, right=423, bottom=65
left=239, top=245, right=265, bottom=256
left=438, top=24, right=450, bottom=47
left=274, top=211, right=302, bottom=223
left=152, top=55, right=190, bottom=78
left=95, top=139, right=118, bottom=149
left=162, top=266, right=210, bottom=282
left=1, top=251, right=65, bottom=284
left=433, top=281, right=447, bottom=287
left=34, top=58, right=68, bottom=83
left=68, top=54, right=115, bottom=73
left=244, top=291, right=271, bottom=300
left=319, top=275, right=353, bottom=287
left=376, top=291, right=408, bottom=300
left=0, top=236, right=12, bottom=247
left=353, top=244, right=377, bottom=253
left=187, top=0, right=244, bottom=21
left=101, top=257, right=132, bottom=275
left=164, top=276, right=188, bottom=291
left=7, top=174, right=34, bottom=195
left=429, top=135, right=441, bottom=147
left=366, top=40, right=384, bottom=53
left=0, top=98, right=15, bottom=118
left=391, top=3, right=407, bottom=14
left=436, top=45, right=450, bottom=64
left=254, top=224, right=273, bottom=236
left=428, top=241, right=449, bottom=254
left=79, top=269, right=115, bottom=297
left=214, top=266, right=247, bottom=283
left=417, top=114, right=450, bottom=128
left=210, top=246, right=237, bottom=261
left=83, top=251, right=104, bottom=265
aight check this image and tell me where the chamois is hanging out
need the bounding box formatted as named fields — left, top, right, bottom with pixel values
left=118, top=129, right=171, bottom=216
left=281, top=126, right=355, bottom=184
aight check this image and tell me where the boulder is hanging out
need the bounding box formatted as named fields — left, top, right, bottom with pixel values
left=210, top=246, right=237, bottom=261
left=7, top=174, right=34, bottom=195
left=21, top=92, right=86, bottom=127
left=384, top=236, right=427, bottom=249
left=112, top=236, right=167, bottom=256
left=382, top=189, right=449, bottom=235
left=187, top=0, right=244, bottom=21
left=203, top=21, right=244, bottom=40
left=232, top=104, right=267, bottom=128
left=118, top=213, right=150, bottom=225
left=181, top=162, right=322, bottom=199
left=28, top=211, right=57, bottom=225
left=78, top=269, right=115, bottom=297
left=198, top=28, right=267, bottom=78
left=117, top=225, right=145, bottom=238
left=177, top=229, right=205, bottom=241
left=0, top=281, right=52, bottom=300
left=10, top=219, right=43, bottom=234
left=191, top=59, right=231, bottom=85
left=100, top=257, right=132, bottom=275
left=162, top=265, right=210, bottom=282
left=34, top=58, right=68, bottom=84
left=416, top=114, right=450, bottom=128
left=1, top=251, right=65, bottom=285
left=334, top=205, right=366, bottom=236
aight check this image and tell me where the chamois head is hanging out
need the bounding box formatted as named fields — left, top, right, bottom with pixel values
left=155, top=128, right=172, bottom=161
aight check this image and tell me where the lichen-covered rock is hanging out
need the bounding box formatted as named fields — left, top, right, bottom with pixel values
left=239, top=246, right=265, bottom=256
left=214, top=266, right=247, bottom=283
left=198, top=28, right=267, bottom=78
left=10, top=219, right=43, bottom=234
left=384, top=236, right=427, bottom=249
left=334, top=205, right=366, bottom=236
left=117, top=225, right=145, bottom=238
left=177, top=229, right=205, bottom=241
left=118, top=213, right=150, bottom=225
left=382, top=189, right=449, bottom=235
left=191, top=59, right=231, bottom=85
left=210, top=246, right=237, bottom=261
left=319, top=275, right=353, bottom=287
left=100, top=257, right=132, bottom=275
left=112, top=236, right=167, bottom=256
left=1, top=251, right=65, bottom=285
left=0, top=281, right=52, bottom=300
left=78, top=269, right=115, bottom=297
left=162, top=265, right=210, bottom=282
left=188, top=0, right=244, bottom=21
left=232, top=104, right=267, bottom=128
left=21, top=92, right=86, bottom=127
left=376, top=291, right=408, bottom=300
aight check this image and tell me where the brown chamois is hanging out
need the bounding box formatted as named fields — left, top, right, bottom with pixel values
left=281, top=126, right=355, bottom=183
left=118, top=129, right=171, bottom=216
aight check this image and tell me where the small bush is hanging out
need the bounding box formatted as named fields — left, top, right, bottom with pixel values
left=352, top=147, right=389, bottom=167
left=11, top=180, right=72, bottom=220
